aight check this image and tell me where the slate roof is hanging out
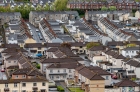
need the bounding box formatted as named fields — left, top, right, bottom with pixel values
left=47, top=63, right=81, bottom=69
left=115, top=79, right=139, bottom=87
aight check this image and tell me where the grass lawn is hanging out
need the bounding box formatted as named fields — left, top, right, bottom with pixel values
left=80, top=14, right=85, bottom=18
left=69, top=87, right=84, bottom=92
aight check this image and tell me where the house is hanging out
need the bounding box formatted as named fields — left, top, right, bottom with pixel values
left=123, top=59, right=140, bottom=78
left=7, top=33, right=18, bottom=44
left=68, top=0, right=138, bottom=10
left=70, top=42, right=88, bottom=54
left=40, top=58, right=79, bottom=73
left=74, top=65, right=105, bottom=92
left=87, top=45, right=105, bottom=60
left=39, top=18, right=63, bottom=43
left=29, top=11, right=79, bottom=27
left=46, top=46, right=78, bottom=58
left=135, top=10, right=140, bottom=19
left=0, top=12, right=21, bottom=24
left=98, top=17, right=137, bottom=41
left=46, top=62, right=81, bottom=81
left=85, top=11, right=130, bottom=21
left=107, top=41, right=125, bottom=52
left=0, top=78, right=48, bottom=92
left=114, top=79, right=139, bottom=92
left=24, top=43, right=47, bottom=57
left=121, top=47, right=140, bottom=58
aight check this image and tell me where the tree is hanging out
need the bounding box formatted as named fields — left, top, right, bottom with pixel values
left=36, top=64, right=40, bottom=69
left=135, top=0, right=140, bottom=2
left=54, top=0, right=68, bottom=11
left=86, top=42, right=100, bottom=49
left=127, top=43, right=136, bottom=47
left=101, top=6, right=108, bottom=11
left=109, top=6, right=116, bottom=11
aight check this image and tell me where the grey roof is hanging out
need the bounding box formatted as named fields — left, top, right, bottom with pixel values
left=8, top=33, right=17, bottom=40
left=9, top=25, right=19, bottom=30
left=123, top=47, right=140, bottom=51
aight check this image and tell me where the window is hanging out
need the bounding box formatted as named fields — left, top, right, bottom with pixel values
left=63, top=69, right=66, bottom=73
left=14, top=61, right=16, bottom=63
left=106, top=76, right=109, bottom=80
left=63, top=75, right=66, bottom=78
left=22, top=75, right=26, bottom=78
left=5, top=83, right=8, bottom=87
left=22, top=90, right=26, bottom=92
left=22, top=83, right=26, bottom=87
left=80, top=46, right=82, bottom=48
left=15, top=75, right=18, bottom=78
left=38, top=47, right=41, bottom=50
left=58, top=70, right=60, bottom=73
left=14, top=83, right=17, bottom=87
left=69, top=75, right=72, bottom=77
left=132, top=51, right=134, bottom=53
left=33, top=83, right=37, bottom=86
left=69, top=69, right=71, bottom=73
left=50, top=70, right=53, bottom=73
left=8, top=61, right=11, bottom=63
left=42, top=82, right=45, bottom=86
left=12, top=90, right=18, bottom=92
left=38, top=51, right=41, bottom=53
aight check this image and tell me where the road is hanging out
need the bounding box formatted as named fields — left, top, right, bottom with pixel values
left=26, top=22, right=46, bottom=43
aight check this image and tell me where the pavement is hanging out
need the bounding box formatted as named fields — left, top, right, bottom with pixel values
left=26, top=22, right=46, bottom=43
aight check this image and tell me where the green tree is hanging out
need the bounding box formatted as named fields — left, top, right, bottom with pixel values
left=36, top=64, right=40, bottom=69
left=127, top=43, right=136, bottom=47
left=135, top=0, right=140, bottom=2
left=54, top=0, right=68, bottom=11
left=109, top=6, right=116, bottom=11
left=86, top=42, right=100, bottom=49
left=101, top=6, right=108, bottom=11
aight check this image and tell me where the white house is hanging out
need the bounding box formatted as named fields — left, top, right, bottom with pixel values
left=122, top=47, right=139, bottom=58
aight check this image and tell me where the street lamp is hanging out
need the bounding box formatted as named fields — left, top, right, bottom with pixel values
left=48, top=0, right=51, bottom=11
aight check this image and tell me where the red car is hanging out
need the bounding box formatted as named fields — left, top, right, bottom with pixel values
left=1, top=66, right=5, bottom=72
left=111, top=74, right=117, bottom=79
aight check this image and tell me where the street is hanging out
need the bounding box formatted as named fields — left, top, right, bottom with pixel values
left=26, top=22, right=46, bottom=43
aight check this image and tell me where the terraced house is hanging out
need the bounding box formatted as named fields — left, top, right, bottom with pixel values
left=29, top=11, right=79, bottom=27
left=67, top=0, right=140, bottom=10
left=98, top=17, right=137, bottom=41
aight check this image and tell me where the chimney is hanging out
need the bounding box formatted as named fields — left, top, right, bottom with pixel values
left=42, top=42, right=44, bottom=45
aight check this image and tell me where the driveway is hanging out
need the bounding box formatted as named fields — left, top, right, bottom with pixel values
left=55, top=81, right=70, bottom=92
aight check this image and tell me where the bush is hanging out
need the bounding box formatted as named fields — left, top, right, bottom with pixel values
left=36, top=64, right=40, bottom=69
left=57, top=86, right=64, bottom=92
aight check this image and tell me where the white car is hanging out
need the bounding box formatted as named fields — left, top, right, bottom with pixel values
left=36, top=29, right=39, bottom=32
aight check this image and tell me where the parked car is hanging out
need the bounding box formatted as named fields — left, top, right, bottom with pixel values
left=1, top=65, right=5, bottom=72
left=111, top=74, right=117, bottom=79
left=36, top=29, right=39, bottom=32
